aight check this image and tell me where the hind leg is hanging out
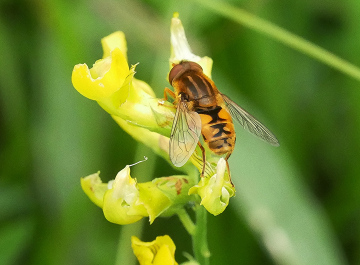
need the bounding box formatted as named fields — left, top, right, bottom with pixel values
left=198, top=142, right=206, bottom=177
left=225, top=152, right=234, bottom=186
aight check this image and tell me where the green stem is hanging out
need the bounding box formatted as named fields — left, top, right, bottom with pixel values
left=115, top=221, right=144, bottom=265
left=192, top=206, right=210, bottom=265
left=177, top=209, right=196, bottom=235
left=192, top=0, right=360, bottom=82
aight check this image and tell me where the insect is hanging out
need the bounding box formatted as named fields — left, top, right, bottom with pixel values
left=164, top=61, right=279, bottom=180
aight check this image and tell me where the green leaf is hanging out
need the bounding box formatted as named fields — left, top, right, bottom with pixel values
left=230, top=133, right=346, bottom=265
left=191, top=0, right=360, bottom=82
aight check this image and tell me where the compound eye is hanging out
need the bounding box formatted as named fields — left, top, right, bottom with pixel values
left=168, top=64, right=185, bottom=85
left=187, top=61, right=203, bottom=72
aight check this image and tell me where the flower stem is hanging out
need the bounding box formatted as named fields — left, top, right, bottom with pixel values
left=192, top=0, right=360, bottom=82
left=115, top=221, right=144, bottom=265
left=192, top=206, right=210, bottom=265
left=177, top=209, right=196, bottom=235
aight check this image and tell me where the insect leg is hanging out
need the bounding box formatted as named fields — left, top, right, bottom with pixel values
left=198, top=142, right=206, bottom=177
left=225, top=152, right=234, bottom=186
left=164, top=87, right=176, bottom=101
left=159, top=87, right=177, bottom=108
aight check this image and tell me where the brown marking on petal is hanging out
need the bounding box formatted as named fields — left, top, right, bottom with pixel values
left=175, top=179, right=182, bottom=195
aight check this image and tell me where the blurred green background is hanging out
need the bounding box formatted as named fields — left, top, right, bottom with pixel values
left=1, top=0, right=360, bottom=264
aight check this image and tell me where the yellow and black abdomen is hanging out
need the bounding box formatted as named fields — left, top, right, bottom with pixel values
left=198, top=106, right=236, bottom=156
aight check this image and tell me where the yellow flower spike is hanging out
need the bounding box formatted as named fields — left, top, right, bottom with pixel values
left=72, top=48, right=129, bottom=100
left=189, top=158, right=235, bottom=215
left=102, top=166, right=148, bottom=225
left=131, top=235, right=178, bottom=265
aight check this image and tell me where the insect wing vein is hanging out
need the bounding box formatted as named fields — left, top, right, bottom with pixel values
left=170, top=102, right=202, bottom=167
left=222, top=94, right=279, bottom=146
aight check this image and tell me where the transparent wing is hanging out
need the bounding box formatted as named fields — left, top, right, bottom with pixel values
left=190, top=152, right=215, bottom=177
left=170, top=101, right=202, bottom=167
left=222, top=94, right=280, bottom=146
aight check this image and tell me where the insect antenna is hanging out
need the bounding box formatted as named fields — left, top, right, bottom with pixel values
left=129, top=156, right=148, bottom=167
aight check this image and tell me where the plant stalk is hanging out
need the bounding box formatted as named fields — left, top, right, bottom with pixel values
left=192, top=0, right=360, bottom=82
left=192, top=206, right=210, bottom=265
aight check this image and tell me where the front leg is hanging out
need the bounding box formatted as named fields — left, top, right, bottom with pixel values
left=159, top=87, right=177, bottom=109
left=164, top=87, right=175, bottom=101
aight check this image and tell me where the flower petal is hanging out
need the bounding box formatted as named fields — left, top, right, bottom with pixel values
left=102, top=166, right=148, bottom=225
left=131, top=235, right=178, bottom=265
left=189, top=158, right=235, bottom=215
left=72, top=48, right=129, bottom=100
left=101, top=31, right=127, bottom=60
left=138, top=182, right=172, bottom=224
left=80, top=172, right=108, bottom=208
left=169, top=14, right=213, bottom=77
left=153, top=245, right=176, bottom=265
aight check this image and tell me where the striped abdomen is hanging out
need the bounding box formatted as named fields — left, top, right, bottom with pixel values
left=198, top=106, right=236, bottom=156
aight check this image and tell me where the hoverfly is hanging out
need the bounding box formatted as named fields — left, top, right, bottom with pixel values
left=164, top=61, right=279, bottom=179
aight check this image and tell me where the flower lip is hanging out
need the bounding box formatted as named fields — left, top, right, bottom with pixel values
left=72, top=48, right=129, bottom=101
left=131, top=235, right=178, bottom=265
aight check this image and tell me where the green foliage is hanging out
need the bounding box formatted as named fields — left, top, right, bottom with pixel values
left=1, top=0, right=360, bottom=264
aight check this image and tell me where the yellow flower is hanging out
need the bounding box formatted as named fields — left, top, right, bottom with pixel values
left=72, top=31, right=174, bottom=136
left=102, top=166, right=148, bottom=224
left=189, top=158, right=235, bottom=215
left=81, top=165, right=195, bottom=225
left=72, top=32, right=129, bottom=101
left=75, top=14, right=236, bottom=222
left=131, top=235, right=178, bottom=265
